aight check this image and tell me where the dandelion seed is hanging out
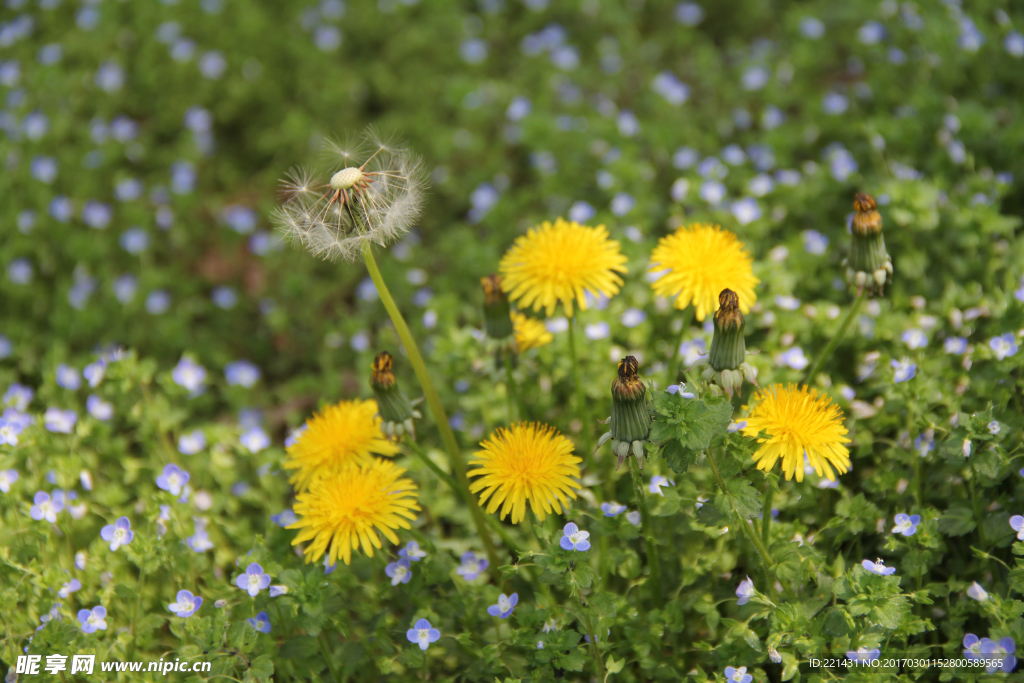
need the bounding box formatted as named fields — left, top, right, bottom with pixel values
left=273, top=130, right=426, bottom=262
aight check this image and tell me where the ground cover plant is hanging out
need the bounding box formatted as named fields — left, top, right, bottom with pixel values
left=3, top=0, right=1024, bottom=681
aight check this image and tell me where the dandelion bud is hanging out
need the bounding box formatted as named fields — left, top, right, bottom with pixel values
left=370, top=352, right=421, bottom=441
left=696, top=289, right=758, bottom=398
left=481, top=275, right=515, bottom=341
left=844, top=193, right=893, bottom=295
left=597, top=356, right=652, bottom=470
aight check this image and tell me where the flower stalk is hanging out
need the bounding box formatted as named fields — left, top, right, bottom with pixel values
left=627, top=454, right=661, bottom=599
left=361, top=242, right=500, bottom=578
left=802, top=289, right=865, bottom=383
left=664, top=306, right=694, bottom=388
left=568, top=317, right=595, bottom=465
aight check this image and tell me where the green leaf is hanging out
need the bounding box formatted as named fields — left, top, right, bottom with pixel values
left=280, top=636, right=319, bottom=660
left=938, top=506, right=976, bottom=536
left=555, top=648, right=587, bottom=672
left=651, top=392, right=733, bottom=450
left=726, top=479, right=761, bottom=519
left=662, top=440, right=699, bottom=474
left=244, top=655, right=274, bottom=683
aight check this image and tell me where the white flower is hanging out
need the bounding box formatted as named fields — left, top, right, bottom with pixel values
left=962, top=439, right=972, bottom=458
left=967, top=582, right=989, bottom=601
left=274, top=130, right=426, bottom=262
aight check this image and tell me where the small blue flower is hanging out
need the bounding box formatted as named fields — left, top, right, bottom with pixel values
left=156, top=464, right=191, bottom=496
left=862, top=558, right=896, bottom=576
left=600, top=502, right=626, bottom=517
left=167, top=590, right=202, bottom=617
left=78, top=605, right=107, bottom=633
left=269, top=585, right=288, bottom=597
left=240, top=427, right=270, bottom=453
left=778, top=347, right=809, bottom=370
left=236, top=563, right=271, bottom=597
left=178, top=430, right=207, bottom=455
left=846, top=648, right=880, bottom=663
left=100, top=517, right=134, bottom=551
left=225, top=360, right=261, bottom=388
left=385, top=558, right=413, bottom=586
left=990, top=333, right=1019, bottom=360
left=56, top=364, right=81, bottom=390
left=172, top=357, right=207, bottom=394
left=735, top=576, right=755, bottom=605
left=82, top=361, right=106, bottom=388
left=399, top=541, right=427, bottom=561
left=724, top=666, right=752, bottom=683
left=247, top=611, right=271, bottom=634
left=559, top=523, right=591, bottom=551
left=648, top=476, right=673, bottom=496
left=913, top=431, right=935, bottom=457
left=406, top=619, right=440, bottom=651
left=964, top=633, right=983, bottom=660
left=145, top=289, right=172, bottom=314
left=1010, top=515, right=1024, bottom=540
left=31, top=491, right=63, bottom=522
left=944, top=336, right=968, bottom=354
left=0, top=418, right=20, bottom=446
left=58, top=579, right=82, bottom=599
left=85, top=395, right=112, bottom=421
left=980, top=637, right=1016, bottom=673
left=456, top=551, right=489, bottom=581
left=323, top=556, right=337, bottom=575
left=188, top=525, right=214, bottom=553
left=0, top=469, right=19, bottom=493
left=967, top=582, right=989, bottom=601
left=901, top=329, right=928, bottom=349
left=271, top=509, right=298, bottom=527
left=892, top=513, right=921, bottom=536
left=891, top=358, right=916, bottom=383
left=487, top=592, right=518, bottom=619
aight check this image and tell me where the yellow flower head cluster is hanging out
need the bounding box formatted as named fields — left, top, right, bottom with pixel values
left=512, top=312, right=553, bottom=352
left=741, top=385, right=851, bottom=482
left=289, top=459, right=420, bottom=566
left=648, top=223, right=759, bottom=321
left=500, top=218, right=628, bottom=317
left=284, top=399, right=400, bottom=492
left=468, top=422, right=582, bottom=524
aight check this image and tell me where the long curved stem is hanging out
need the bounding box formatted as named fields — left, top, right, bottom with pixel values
left=664, top=306, right=695, bottom=388
left=802, top=289, right=865, bottom=384
left=627, top=456, right=660, bottom=600
left=362, top=243, right=500, bottom=578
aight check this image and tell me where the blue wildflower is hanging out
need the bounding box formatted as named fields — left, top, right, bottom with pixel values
left=724, top=666, right=752, bottom=683
left=178, top=430, right=207, bottom=455
left=559, top=523, right=591, bottom=551
left=980, top=637, right=1016, bottom=673
left=385, top=558, right=413, bottom=586
left=236, top=563, right=270, bottom=597
left=891, top=358, right=916, bottom=383
left=649, top=476, right=674, bottom=495
left=892, top=513, right=920, bottom=536
left=1010, top=515, right=1024, bottom=540
left=156, top=464, right=190, bottom=496
left=58, top=579, right=82, bottom=599
left=406, top=619, right=440, bottom=651
left=0, top=469, right=18, bottom=493
left=271, top=509, right=298, bottom=527
left=55, top=364, right=81, bottom=390
left=455, top=551, right=489, bottom=581
left=487, top=593, right=518, bottom=619
left=77, top=606, right=107, bottom=633
left=31, top=492, right=63, bottom=523
left=167, top=590, right=202, bottom=617
left=601, top=502, right=626, bottom=517
left=735, top=576, right=755, bottom=605
left=240, top=427, right=270, bottom=453
left=901, top=329, right=928, bottom=349
left=225, top=360, right=261, bottom=388
left=846, top=648, right=880, bottom=663
left=172, top=357, right=207, bottom=394
left=990, top=333, right=1019, bottom=360
left=247, top=612, right=271, bottom=634
left=100, top=517, right=133, bottom=551
left=861, top=558, right=896, bottom=576
left=399, top=541, right=427, bottom=561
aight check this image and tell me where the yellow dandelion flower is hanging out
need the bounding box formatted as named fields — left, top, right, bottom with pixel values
left=284, top=399, right=400, bottom=492
left=512, top=312, right=553, bottom=352
left=468, top=422, right=582, bottom=524
left=741, top=385, right=851, bottom=482
left=499, top=218, right=628, bottom=317
left=648, top=223, right=759, bottom=321
left=289, top=459, right=420, bottom=565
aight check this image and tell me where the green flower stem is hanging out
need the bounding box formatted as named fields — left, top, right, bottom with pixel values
left=502, top=352, right=520, bottom=423
left=127, top=565, right=147, bottom=659
left=627, top=456, right=661, bottom=599
left=664, top=306, right=695, bottom=388
left=706, top=448, right=790, bottom=600
left=361, top=243, right=500, bottom=579
left=579, top=594, right=607, bottom=682
left=802, top=289, right=866, bottom=384
left=967, top=465, right=988, bottom=547
left=568, top=316, right=595, bottom=465
left=320, top=633, right=342, bottom=683
left=761, top=481, right=774, bottom=547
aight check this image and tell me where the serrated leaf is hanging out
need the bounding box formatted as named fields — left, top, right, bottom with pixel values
left=726, top=479, right=761, bottom=519
left=662, top=440, right=699, bottom=474
left=938, top=506, right=976, bottom=536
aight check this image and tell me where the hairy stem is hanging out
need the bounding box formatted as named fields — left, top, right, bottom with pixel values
left=627, top=456, right=661, bottom=600
left=502, top=352, right=520, bottom=423
left=362, top=243, right=500, bottom=579
left=664, top=306, right=695, bottom=388
left=802, top=289, right=866, bottom=384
